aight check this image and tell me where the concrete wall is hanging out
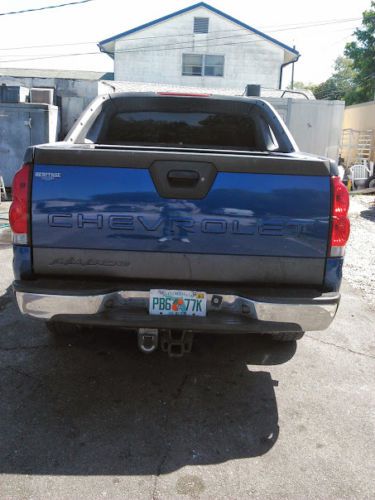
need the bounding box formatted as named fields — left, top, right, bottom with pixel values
left=342, top=101, right=375, bottom=131
left=114, top=6, right=289, bottom=90
left=341, top=101, right=375, bottom=164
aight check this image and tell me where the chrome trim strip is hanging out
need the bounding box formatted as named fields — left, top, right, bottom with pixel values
left=15, top=289, right=339, bottom=332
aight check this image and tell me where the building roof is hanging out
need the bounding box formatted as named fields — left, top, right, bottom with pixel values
left=0, top=68, right=114, bottom=81
left=98, top=2, right=299, bottom=58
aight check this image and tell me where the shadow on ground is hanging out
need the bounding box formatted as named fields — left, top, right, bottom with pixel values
left=360, top=205, right=375, bottom=223
left=0, top=289, right=296, bottom=476
left=359, top=196, right=375, bottom=223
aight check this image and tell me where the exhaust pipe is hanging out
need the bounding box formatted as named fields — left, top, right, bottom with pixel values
left=138, top=328, right=158, bottom=354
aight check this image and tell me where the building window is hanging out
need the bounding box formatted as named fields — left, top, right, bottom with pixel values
left=204, top=55, right=224, bottom=76
left=182, top=54, right=224, bottom=77
left=194, top=17, right=209, bottom=33
left=182, top=54, right=203, bottom=76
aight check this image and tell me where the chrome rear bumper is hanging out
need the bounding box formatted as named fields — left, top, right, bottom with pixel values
left=15, top=288, right=340, bottom=332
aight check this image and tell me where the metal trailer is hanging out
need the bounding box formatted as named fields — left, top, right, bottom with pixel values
left=0, top=102, right=58, bottom=187
left=267, top=97, right=345, bottom=161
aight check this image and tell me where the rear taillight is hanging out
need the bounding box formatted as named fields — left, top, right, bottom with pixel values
left=9, top=163, right=31, bottom=245
left=329, top=176, right=350, bottom=257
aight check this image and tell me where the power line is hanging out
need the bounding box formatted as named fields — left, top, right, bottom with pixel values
left=0, top=32, right=294, bottom=63
left=0, top=16, right=362, bottom=62
left=0, top=29, right=298, bottom=62
left=0, top=41, right=96, bottom=51
left=100, top=18, right=360, bottom=55
left=0, top=15, right=360, bottom=50
left=0, top=32, right=355, bottom=63
left=0, top=30, right=352, bottom=62
left=99, top=16, right=361, bottom=53
left=0, top=30, right=274, bottom=59
left=0, top=0, right=94, bottom=17
left=98, top=16, right=360, bottom=44
left=0, top=52, right=99, bottom=64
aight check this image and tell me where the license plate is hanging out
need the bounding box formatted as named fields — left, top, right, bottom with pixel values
left=149, top=289, right=207, bottom=317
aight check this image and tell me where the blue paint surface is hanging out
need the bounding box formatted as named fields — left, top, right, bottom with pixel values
left=31, top=164, right=331, bottom=259
left=324, top=258, right=344, bottom=292
left=13, top=245, right=32, bottom=280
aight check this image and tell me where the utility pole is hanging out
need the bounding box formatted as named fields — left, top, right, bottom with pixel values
left=291, top=45, right=296, bottom=90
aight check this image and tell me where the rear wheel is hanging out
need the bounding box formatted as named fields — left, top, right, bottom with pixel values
left=366, top=176, right=375, bottom=189
left=271, top=331, right=305, bottom=342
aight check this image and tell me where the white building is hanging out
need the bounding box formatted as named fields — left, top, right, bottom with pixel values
left=98, top=2, right=299, bottom=91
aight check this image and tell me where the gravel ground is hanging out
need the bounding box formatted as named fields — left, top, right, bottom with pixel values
left=344, top=194, right=375, bottom=310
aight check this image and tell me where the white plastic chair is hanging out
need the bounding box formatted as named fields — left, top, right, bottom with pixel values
left=349, top=162, right=371, bottom=183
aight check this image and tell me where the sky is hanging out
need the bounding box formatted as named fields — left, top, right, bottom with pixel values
left=0, top=0, right=371, bottom=85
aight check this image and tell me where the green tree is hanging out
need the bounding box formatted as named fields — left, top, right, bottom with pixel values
left=297, top=3, right=374, bottom=103
left=313, top=57, right=356, bottom=100
left=344, top=1, right=375, bottom=104
left=288, top=81, right=316, bottom=93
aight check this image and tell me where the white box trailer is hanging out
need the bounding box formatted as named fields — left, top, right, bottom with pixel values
left=267, top=97, right=345, bottom=160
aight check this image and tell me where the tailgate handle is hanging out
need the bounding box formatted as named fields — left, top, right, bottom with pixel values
left=167, top=169, right=200, bottom=187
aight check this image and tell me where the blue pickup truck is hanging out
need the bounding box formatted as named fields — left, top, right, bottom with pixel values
left=10, top=92, right=350, bottom=356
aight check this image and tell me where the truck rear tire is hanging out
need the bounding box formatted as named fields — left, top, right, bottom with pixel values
left=271, top=331, right=305, bottom=342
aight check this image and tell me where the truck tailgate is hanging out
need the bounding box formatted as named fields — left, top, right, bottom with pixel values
left=30, top=147, right=331, bottom=286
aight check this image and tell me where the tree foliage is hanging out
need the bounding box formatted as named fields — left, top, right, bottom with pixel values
left=295, top=2, right=374, bottom=104
left=312, top=57, right=356, bottom=100
left=344, top=1, right=375, bottom=104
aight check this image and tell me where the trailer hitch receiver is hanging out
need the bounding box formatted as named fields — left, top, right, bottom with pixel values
left=160, top=329, right=194, bottom=358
